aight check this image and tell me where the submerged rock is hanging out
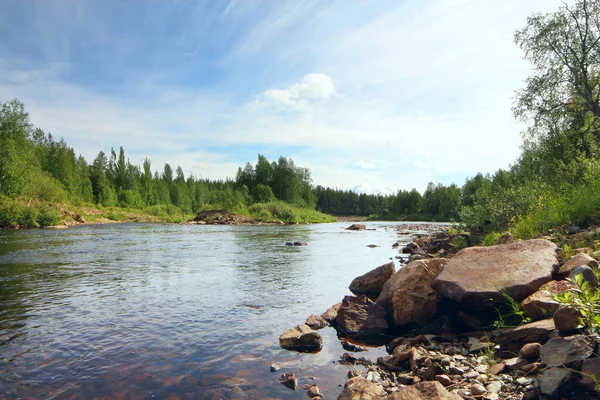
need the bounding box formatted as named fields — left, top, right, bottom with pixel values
left=349, top=261, right=396, bottom=296
left=279, top=324, right=323, bottom=352
left=346, top=224, right=367, bottom=231
left=432, top=239, right=558, bottom=307
left=279, top=372, right=297, bottom=390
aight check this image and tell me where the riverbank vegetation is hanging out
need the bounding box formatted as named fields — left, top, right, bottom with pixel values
left=1, top=1, right=599, bottom=233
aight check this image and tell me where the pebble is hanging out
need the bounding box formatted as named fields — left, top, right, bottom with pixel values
left=270, top=362, right=280, bottom=372
left=470, top=383, right=487, bottom=396
left=486, top=381, right=503, bottom=394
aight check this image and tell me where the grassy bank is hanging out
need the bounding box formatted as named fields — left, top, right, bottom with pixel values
left=0, top=197, right=336, bottom=228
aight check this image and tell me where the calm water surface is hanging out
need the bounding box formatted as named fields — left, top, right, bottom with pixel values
left=0, top=222, right=428, bottom=399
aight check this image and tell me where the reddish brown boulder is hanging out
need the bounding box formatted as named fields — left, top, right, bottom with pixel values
left=557, top=253, right=598, bottom=279
left=432, top=239, right=558, bottom=307
left=376, top=258, right=447, bottom=329
left=349, top=262, right=396, bottom=296
left=388, top=381, right=462, bottom=400
left=335, top=295, right=388, bottom=338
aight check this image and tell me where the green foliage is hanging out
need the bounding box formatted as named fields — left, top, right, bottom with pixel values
left=248, top=202, right=337, bottom=224
left=483, top=232, right=502, bottom=246
left=555, top=272, right=600, bottom=333
left=492, top=291, right=531, bottom=329
left=0, top=196, right=63, bottom=228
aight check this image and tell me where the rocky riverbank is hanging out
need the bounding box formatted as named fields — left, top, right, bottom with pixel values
left=278, top=226, right=600, bottom=399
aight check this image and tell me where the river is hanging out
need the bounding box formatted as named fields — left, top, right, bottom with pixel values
left=0, top=222, right=435, bottom=399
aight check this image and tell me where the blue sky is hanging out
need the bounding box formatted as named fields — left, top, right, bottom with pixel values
left=0, top=0, right=563, bottom=193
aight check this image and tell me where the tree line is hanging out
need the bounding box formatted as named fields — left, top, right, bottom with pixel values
left=2, top=0, right=598, bottom=232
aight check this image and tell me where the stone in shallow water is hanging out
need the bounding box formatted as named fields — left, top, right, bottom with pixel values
left=279, top=372, right=297, bottom=390
left=349, top=261, right=396, bottom=296
left=279, top=324, right=323, bottom=352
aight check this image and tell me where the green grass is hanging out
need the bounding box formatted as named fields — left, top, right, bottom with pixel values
left=248, top=201, right=337, bottom=224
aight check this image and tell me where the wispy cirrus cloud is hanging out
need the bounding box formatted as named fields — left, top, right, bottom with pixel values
left=0, top=0, right=564, bottom=193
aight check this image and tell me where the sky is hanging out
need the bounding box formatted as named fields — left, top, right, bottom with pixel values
left=0, top=0, right=564, bottom=194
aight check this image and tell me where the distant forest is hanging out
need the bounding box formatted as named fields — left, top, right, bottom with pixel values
left=0, top=99, right=465, bottom=221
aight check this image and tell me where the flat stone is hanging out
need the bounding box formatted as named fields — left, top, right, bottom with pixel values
left=349, top=261, right=396, bottom=296
left=376, top=258, right=447, bottom=329
left=436, top=374, right=452, bottom=387
left=493, top=319, right=555, bottom=355
left=540, top=335, right=593, bottom=367
left=486, top=381, right=502, bottom=394
left=432, top=239, right=558, bottom=307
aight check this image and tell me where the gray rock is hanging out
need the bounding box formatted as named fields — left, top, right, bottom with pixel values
left=493, top=319, right=555, bottom=355
left=432, top=239, right=558, bottom=307
left=349, top=261, right=396, bottom=296
left=540, top=335, right=593, bottom=367
left=569, top=265, right=598, bottom=290
left=540, top=367, right=571, bottom=397
left=557, top=252, right=599, bottom=279
left=581, top=358, right=600, bottom=391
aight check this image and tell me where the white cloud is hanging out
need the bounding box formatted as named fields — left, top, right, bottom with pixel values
left=0, top=0, right=567, bottom=194
left=257, top=73, right=335, bottom=110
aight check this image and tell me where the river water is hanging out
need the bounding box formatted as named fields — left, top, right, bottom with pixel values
left=0, top=222, right=433, bottom=399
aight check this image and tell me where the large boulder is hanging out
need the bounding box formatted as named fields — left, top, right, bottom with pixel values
left=376, top=258, right=447, bottom=329
left=557, top=253, right=599, bottom=279
left=388, top=381, right=462, bottom=400
left=520, top=280, right=575, bottom=321
left=349, top=262, right=396, bottom=296
left=279, top=324, right=323, bottom=352
left=335, top=295, right=388, bottom=339
left=432, top=239, right=558, bottom=307
left=337, top=376, right=387, bottom=400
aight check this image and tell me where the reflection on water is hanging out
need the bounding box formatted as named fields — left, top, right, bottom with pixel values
left=0, top=222, right=422, bottom=399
